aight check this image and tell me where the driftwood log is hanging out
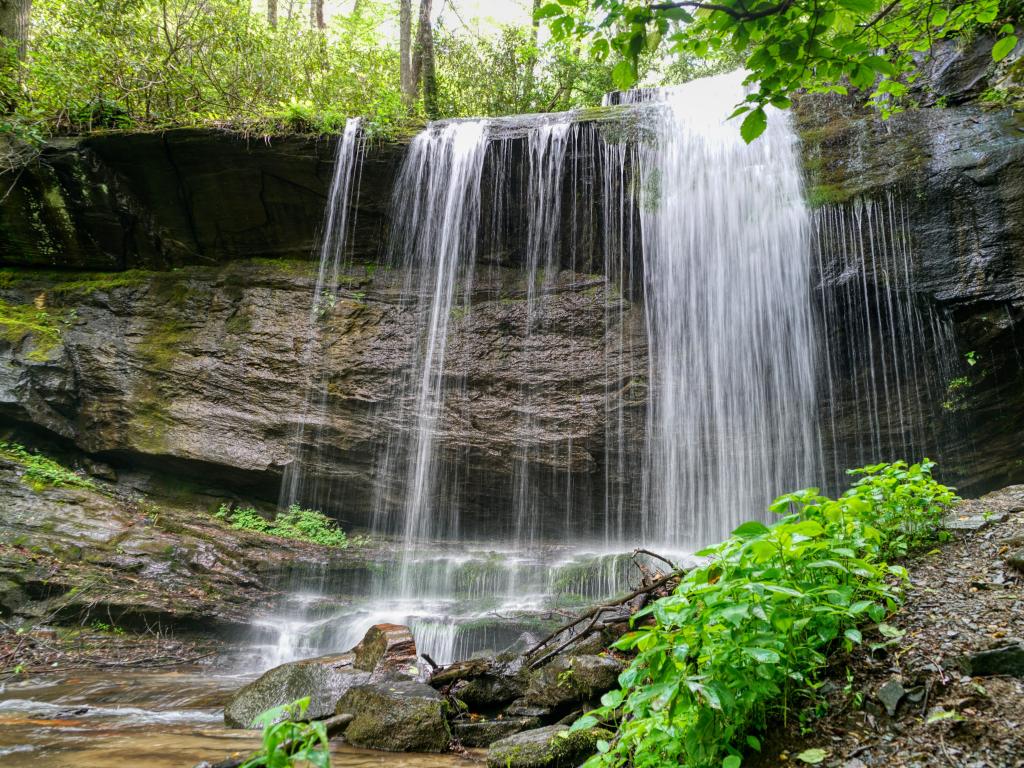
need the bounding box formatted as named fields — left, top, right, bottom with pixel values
left=192, top=713, right=354, bottom=768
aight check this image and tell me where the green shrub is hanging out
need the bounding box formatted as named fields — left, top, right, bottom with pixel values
left=572, top=460, right=956, bottom=768
left=240, top=697, right=331, bottom=768
left=216, top=503, right=356, bottom=549
left=0, top=441, right=96, bottom=492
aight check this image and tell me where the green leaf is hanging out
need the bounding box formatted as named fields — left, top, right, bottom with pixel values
left=596, top=739, right=611, bottom=753
left=836, top=0, right=876, bottom=12
left=723, top=756, right=742, bottom=768
left=534, top=3, right=564, bottom=20
left=993, top=36, right=1019, bottom=63
left=844, top=628, right=862, bottom=644
left=740, top=108, right=767, bottom=144
left=569, top=714, right=599, bottom=732
left=865, top=55, right=896, bottom=76
left=746, top=735, right=762, bottom=751
left=743, top=646, right=781, bottom=663
left=612, top=59, right=637, bottom=89
left=660, top=7, right=694, bottom=22
left=926, top=708, right=966, bottom=724
left=877, top=622, right=905, bottom=639
left=796, top=748, right=828, bottom=764
left=733, top=520, right=770, bottom=538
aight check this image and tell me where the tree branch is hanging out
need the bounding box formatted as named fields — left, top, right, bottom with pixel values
left=649, top=0, right=795, bottom=22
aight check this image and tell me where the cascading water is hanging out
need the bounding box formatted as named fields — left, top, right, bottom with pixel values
left=280, top=117, right=365, bottom=511
left=258, top=72, right=957, bottom=670
left=625, top=72, right=821, bottom=548
left=813, top=191, right=959, bottom=479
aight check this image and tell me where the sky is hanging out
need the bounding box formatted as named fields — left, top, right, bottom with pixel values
left=267, top=0, right=535, bottom=34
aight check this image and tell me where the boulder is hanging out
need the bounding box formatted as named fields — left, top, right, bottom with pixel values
left=486, top=724, right=612, bottom=768
left=336, top=680, right=451, bottom=752
left=453, top=715, right=542, bottom=748
left=224, top=652, right=369, bottom=728
left=353, top=622, right=418, bottom=677
left=525, top=655, right=623, bottom=710
left=963, top=641, right=1024, bottom=678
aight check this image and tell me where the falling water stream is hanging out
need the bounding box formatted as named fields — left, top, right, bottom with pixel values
left=257, top=72, right=825, bottom=666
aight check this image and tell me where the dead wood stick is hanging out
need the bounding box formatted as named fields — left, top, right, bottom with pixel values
left=524, top=569, right=686, bottom=660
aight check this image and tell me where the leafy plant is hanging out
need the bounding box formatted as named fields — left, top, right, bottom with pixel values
left=537, top=0, right=1023, bottom=141
left=216, top=503, right=359, bottom=548
left=0, top=442, right=96, bottom=492
left=240, top=698, right=331, bottom=768
left=570, top=460, right=956, bottom=768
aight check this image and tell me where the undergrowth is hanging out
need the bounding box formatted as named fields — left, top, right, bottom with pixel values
left=240, top=697, right=330, bottom=767
left=572, top=460, right=957, bottom=768
left=215, top=503, right=361, bottom=549
left=0, top=441, right=96, bottom=492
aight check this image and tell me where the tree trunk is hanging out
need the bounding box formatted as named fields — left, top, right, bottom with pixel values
left=399, top=0, right=414, bottom=108
left=411, top=0, right=436, bottom=117
left=266, top=0, right=277, bottom=28
left=0, top=0, right=32, bottom=61
left=310, top=0, right=324, bottom=29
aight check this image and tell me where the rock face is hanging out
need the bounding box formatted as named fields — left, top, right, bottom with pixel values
left=0, top=458, right=372, bottom=629
left=336, top=680, right=451, bottom=752
left=0, top=129, right=400, bottom=270
left=1, top=56, right=1023, bottom=539
left=224, top=652, right=370, bottom=728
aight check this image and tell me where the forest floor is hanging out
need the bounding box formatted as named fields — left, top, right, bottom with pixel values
left=752, top=485, right=1024, bottom=768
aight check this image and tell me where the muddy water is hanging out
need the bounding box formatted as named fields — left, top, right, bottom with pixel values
left=0, top=668, right=479, bottom=767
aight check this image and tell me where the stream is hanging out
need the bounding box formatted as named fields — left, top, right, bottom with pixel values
left=0, top=668, right=477, bottom=767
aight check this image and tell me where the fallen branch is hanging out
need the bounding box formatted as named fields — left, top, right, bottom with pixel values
left=524, top=566, right=687, bottom=665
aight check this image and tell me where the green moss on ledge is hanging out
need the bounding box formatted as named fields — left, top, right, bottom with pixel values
left=0, top=299, right=67, bottom=361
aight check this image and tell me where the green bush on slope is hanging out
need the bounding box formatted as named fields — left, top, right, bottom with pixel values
left=572, top=460, right=956, bottom=768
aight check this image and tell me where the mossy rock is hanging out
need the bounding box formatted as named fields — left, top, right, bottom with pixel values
left=224, top=652, right=369, bottom=728
left=525, top=654, right=623, bottom=709
left=486, top=724, right=613, bottom=768
left=453, top=715, right=542, bottom=748
left=336, top=679, right=451, bottom=752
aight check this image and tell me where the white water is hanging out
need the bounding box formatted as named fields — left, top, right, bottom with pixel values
left=628, top=72, right=820, bottom=548
left=262, top=73, right=955, bottom=668
left=280, top=117, right=364, bottom=511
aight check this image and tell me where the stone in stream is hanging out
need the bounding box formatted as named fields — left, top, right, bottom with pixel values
left=352, top=623, right=418, bottom=676
left=223, top=623, right=417, bottom=728
left=486, top=724, right=613, bottom=768
left=224, top=652, right=370, bottom=728
left=453, top=715, right=542, bottom=748
left=525, top=655, right=624, bottom=710
left=336, top=680, right=451, bottom=752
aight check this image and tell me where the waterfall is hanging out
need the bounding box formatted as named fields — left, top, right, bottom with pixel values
left=260, top=73, right=960, bottom=669
left=813, top=191, right=959, bottom=479
left=624, top=72, right=821, bottom=548
left=280, top=117, right=365, bottom=511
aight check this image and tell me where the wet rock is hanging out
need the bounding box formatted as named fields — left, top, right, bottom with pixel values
left=454, top=716, right=542, bottom=748
left=1006, top=548, right=1024, bottom=573
left=336, top=680, right=451, bottom=752
left=224, top=652, right=369, bottom=728
left=486, top=724, right=612, bottom=768
left=525, top=655, right=623, bottom=710
left=353, top=623, right=418, bottom=678
left=83, top=458, right=117, bottom=482
left=876, top=679, right=906, bottom=717
left=943, top=510, right=1008, bottom=532
left=962, top=641, right=1024, bottom=678
left=452, top=657, right=529, bottom=711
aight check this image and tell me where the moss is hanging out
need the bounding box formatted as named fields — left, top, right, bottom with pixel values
left=805, top=183, right=853, bottom=207
left=0, top=298, right=67, bottom=361
left=48, top=270, right=151, bottom=297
